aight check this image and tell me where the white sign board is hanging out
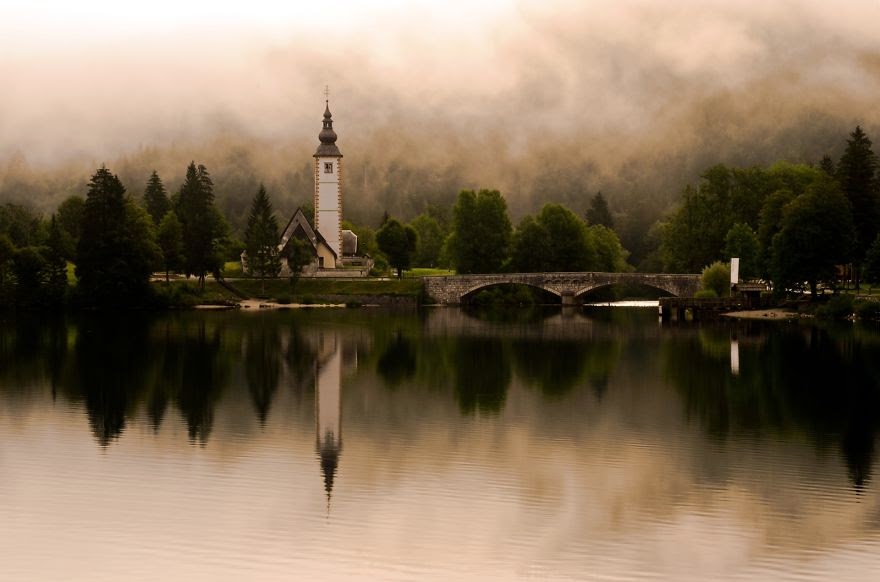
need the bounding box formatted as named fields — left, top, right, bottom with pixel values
left=730, top=257, right=740, bottom=288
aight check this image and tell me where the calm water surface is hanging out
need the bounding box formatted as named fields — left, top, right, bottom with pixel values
left=2, top=307, right=880, bottom=581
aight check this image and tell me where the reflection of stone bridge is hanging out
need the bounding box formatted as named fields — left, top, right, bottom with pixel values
left=423, top=272, right=701, bottom=305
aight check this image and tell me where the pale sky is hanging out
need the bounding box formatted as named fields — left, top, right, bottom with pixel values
left=2, top=0, right=879, bottom=212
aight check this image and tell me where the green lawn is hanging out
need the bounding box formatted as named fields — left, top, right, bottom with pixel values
left=403, top=268, right=455, bottom=278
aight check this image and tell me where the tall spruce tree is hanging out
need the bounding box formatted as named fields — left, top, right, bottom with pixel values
left=176, top=162, right=225, bottom=289
left=244, top=184, right=281, bottom=292
left=819, top=154, right=836, bottom=176
left=143, top=170, right=170, bottom=225
left=586, top=191, right=614, bottom=229
left=836, top=126, right=880, bottom=271
left=76, top=166, right=160, bottom=306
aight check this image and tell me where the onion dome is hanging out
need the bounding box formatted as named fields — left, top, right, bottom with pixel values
left=315, top=101, right=343, bottom=157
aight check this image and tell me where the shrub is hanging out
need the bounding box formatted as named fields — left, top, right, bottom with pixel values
left=695, top=289, right=719, bottom=298
left=701, top=261, right=730, bottom=297
left=276, top=294, right=291, bottom=305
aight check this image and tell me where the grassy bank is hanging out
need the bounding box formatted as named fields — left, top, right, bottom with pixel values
left=153, top=276, right=423, bottom=306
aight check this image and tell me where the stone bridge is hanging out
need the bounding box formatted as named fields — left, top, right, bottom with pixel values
left=423, top=272, right=701, bottom=305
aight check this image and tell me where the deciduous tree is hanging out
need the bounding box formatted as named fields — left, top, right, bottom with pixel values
left=284, top=237, right=313, bottom=292
left=771, top=178, right=856, bottom=297
left=377, top=218, right=417, bottom=278
left=449, top=189, right=512, bottom=274
left=43, top=214, right=68, bottom=304
left=510, top=216, right=551, bottom=273
left=723, top=223, right=761, bottom=279
left=410, top=213, right=445, bottom=267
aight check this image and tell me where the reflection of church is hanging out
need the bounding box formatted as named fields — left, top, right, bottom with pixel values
left=315, top=331, right=342, bottom=499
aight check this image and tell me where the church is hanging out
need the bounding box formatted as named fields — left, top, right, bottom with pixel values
left=272, top=98, right=366, bottom=277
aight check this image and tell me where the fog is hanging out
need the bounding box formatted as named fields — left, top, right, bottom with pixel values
left=2, top=0, right=879, bottom=233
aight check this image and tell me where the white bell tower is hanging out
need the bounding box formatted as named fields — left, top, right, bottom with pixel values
left=314, top=91, right=343, bottom=264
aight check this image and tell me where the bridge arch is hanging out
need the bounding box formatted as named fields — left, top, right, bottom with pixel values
left=460, top=281, right=562, bottom=302
left=573, top=281, right=677, bottom=301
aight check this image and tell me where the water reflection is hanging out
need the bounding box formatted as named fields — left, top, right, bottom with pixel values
left=2, top=310, right=880, bottom=580
left=662, top=322, right=880, bottom=489
left=316, top=330, right=343, bottom=501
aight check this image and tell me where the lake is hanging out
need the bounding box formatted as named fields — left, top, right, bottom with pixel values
left=1, top=307, right=880, bottom=581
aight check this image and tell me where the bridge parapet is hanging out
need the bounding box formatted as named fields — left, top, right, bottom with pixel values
left=423, top=272, right=701, bottom=305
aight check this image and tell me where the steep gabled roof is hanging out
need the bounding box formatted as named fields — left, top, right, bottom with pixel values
left=279, top=207, right=337, bottom=259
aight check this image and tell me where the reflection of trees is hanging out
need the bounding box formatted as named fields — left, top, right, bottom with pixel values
left=245, top=321, right=281, bottom=425
left=453, top=337, right=510, bottom=414
left=511, top=338, right=621, bottom=398
left=72, top=315, right=154, bottom=446
left=285, top=325, right=316, bottom=399
left=376, top=332, right=416, bottom=387
left=663, top=324, right=880, bottom=488
left=172, top=320, right=229, bottom=444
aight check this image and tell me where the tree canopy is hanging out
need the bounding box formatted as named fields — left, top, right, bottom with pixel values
left=771, top=177, right=855, bottom=296
left=377, top=217, right=417, bottom=278
left=76, top=166, right=160, bottom=306
left=449, top=189, right=512, bottom=274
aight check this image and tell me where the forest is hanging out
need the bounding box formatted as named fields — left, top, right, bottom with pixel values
left=1, top=125, right=879, bottom=308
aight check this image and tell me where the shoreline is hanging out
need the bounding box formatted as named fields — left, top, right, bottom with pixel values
left=722, top=308, right=801, bottom=320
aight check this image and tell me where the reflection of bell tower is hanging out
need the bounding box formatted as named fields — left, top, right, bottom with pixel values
left=315, top=333, right=342, bottom=502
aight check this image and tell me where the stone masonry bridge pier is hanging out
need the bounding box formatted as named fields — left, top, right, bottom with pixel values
left=423, top=272, right=701, bottom=305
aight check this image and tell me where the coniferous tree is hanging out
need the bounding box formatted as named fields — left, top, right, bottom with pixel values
left=143, top=171, right=171, bottom=226
left=244, top=184, right=281, bottom=292
left=865, top=234, right=880, bottom=287
left=836, top=126, right=880, bottom=271
left=176, top=162, right=226, bottom=289
left=43, top=214, right=68, bottom=305
left=819, top=154, right=836, bottom=176
left=586, top=191, right=614, bottom=229
left=157, top=211, right=185, bottom=282
left=76, top=166, right=160, bottom=306
left=0, top=234, right=13, bottom=290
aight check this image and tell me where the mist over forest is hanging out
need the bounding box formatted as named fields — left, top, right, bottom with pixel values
left=2, top=0, right=880, bottom=258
